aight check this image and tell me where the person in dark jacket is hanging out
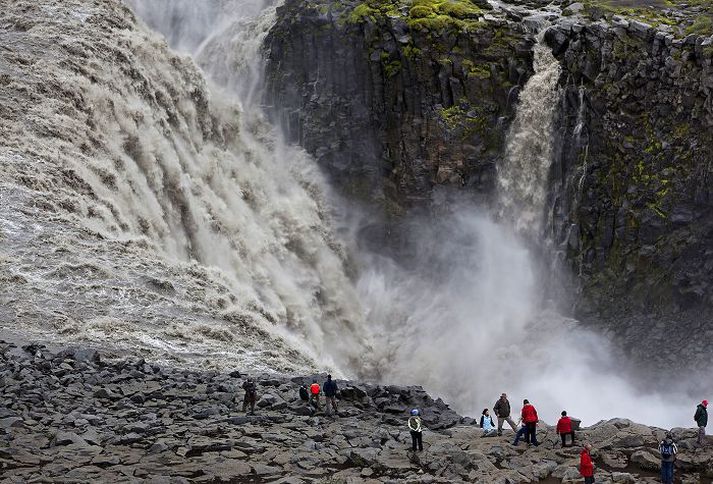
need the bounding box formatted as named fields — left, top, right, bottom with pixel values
left=557, top=410, right=575, bottom=447
left=323, top=374, right=338, bottom=416
left=299, top=384, right=309, bottom=401
left=659, top=433, right=678, bottom=484
left=695, top=400, right=708, bottom=446
left=579, top=443, right=595, bottom=484
left=493, top=393, right=518, bottom=435
left=242, top=378, right=257, bottom=415
left=521, top=399, right=539, bottom=446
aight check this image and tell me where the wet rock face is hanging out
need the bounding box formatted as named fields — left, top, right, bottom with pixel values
left=265, top=0, right=535, bottom=208
left=266, top=0, right=713, bottom=367
left=2, top=338, right=713, bottom=483
left=547, top=19, right=713, bottom=343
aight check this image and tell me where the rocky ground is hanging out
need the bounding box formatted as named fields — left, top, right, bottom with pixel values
left=1, top=336, right=712, bottom=483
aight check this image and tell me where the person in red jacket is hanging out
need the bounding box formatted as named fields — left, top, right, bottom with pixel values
left=557, top=410, right=575, bottom=447
left=309, top=380, right=321, bottom=409
left=521, top=399, right=539, bottom=446
left=580, top=442, right=595, bottom=483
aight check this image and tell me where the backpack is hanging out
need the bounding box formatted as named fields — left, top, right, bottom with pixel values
left=299, top=386, right=309, bottom=401
left=661, top=442, right=673, bottom=459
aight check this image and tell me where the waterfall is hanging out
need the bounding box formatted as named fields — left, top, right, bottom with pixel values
left=497, top=35, right=562, bottom=235
left=1, top=0, right=692, bottom=428
left=1, top=0, right=367, bottom=374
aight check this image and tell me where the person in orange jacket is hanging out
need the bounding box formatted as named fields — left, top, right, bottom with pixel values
left=521, top=399, right=539, bottom=446
left=557, top=410, right=575, bottom=447
left=309, top=379, right=321, bottom=409
left=580, top=442, right=595, bottom=484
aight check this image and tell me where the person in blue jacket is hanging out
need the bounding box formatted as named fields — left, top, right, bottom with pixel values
left=323, top=374, right=338, bottom=416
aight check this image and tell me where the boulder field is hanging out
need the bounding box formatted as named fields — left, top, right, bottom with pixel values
left=1, top=338, right=711, bottom=483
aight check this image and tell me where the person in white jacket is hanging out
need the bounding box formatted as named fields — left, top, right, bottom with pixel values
left=480, top=408, right=498, bottom=437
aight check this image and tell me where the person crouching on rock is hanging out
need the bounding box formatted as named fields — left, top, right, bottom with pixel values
left=521, top=399, right=539, bottom=446
left=408, top=408, right=423, bottom=451
left=323, top=374, right=338, bottom=416
left=480, top=408, right=498, bottom=437
left=557, top=410, right=575, bottom=447
left=659, top=432, right=678, bottom=484
left=695, top=399, right=708, bottom=446
left=309, top=379, right=321, bottom=409
left=512, top=418, right=528, bottom=446
left=242, top=378, right=257, bottom=415
left=579, top=442, right=595, bottom=484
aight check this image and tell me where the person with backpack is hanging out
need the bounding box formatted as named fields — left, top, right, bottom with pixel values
left=557, top=410, right=575, bottom=447
left=298, top=384, right=309, bottom=402
left=659, top=433, right=678, bottom=484
left=309, top=379, right=321, bottom=409
left=323, top=374, right=338, bottom=416
left=408, top=408, right=423, bottom=451
left=695, top=400, right=708, bottom=446
left=579, top=442, right=595, bottom=483
left=521, top=399, right=539, bottom=446
left=241, top=378, right=257, bottom=415
left=493, top=393, right=518, bottom=435
left=480, top=409, right=498, bottom=437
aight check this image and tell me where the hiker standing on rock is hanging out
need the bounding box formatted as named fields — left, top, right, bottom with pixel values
left=695, top=399, right=708, bottom=446
left=493, top=393, right=518, bottom=435
left=242, top=378, right=257, bottom=415
left=408, top=408, right=424, bottom=451
left=480, top=409, right=498, bottom=437
left=323, top=374, right=338, bottom=416
left=521, top=399, right=539, bottom=446
left=579, top=442, right=595, bottom=484
left=557, top=410, right=575, bottom=447
left=659, top=432, right=678, bottom=484
left=309, top=379, right=321, bottom=409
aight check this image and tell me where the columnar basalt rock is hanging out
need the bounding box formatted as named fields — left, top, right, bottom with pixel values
left=546, top=18, right=713, bottom=365
left=265, top=0, right=713, bottom=368
left=265, top=0, right=536, bottom=209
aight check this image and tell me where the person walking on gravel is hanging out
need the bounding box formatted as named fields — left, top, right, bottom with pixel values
left=323, top=374, right=338, bottom=416
left=521, top=399, right=539, bottom=446
left=494, top=393, right=518, bottom=435
left=695, top=399, right=708, bottom=446
left=579, top=442, right=595, bottom=484
left=242, top=378, right=257, bottom=415
left=408, top=409, right=424, bottom=451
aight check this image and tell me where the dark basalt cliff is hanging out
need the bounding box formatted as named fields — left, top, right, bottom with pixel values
left=265, top=0, right=713, bottom=364
left=265, top=0, right=534, bottom=208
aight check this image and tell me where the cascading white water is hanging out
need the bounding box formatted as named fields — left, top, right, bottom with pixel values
left=497, top=36, right=562, bottom=235
left=0, top=0, right=367, bottom=375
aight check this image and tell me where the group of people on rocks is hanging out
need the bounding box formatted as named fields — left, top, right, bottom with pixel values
left=240, top=378, right=708, bottom=484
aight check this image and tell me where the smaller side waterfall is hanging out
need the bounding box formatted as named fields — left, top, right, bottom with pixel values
left=497, top=35, right=562, bottom=235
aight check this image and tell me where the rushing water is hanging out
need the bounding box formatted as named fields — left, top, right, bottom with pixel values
left=0, top=0, right=695, bottom=428
left=497, top=35, right=562, bottom=235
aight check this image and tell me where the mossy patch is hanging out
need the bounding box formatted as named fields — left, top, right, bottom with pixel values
left=347, top=0, right=484, bottom=32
